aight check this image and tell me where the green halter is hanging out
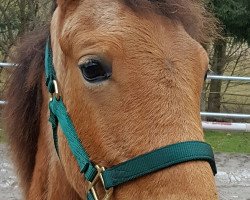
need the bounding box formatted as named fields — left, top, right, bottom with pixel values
left=45, top=40, right=217, bottom=200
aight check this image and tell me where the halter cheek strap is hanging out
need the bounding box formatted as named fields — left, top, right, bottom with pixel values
left=45, top=40, right=217, bottom=200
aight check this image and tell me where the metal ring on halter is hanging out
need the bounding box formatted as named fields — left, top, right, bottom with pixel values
left=50, top=80, right=60, bottom=101
left=87, top=165, right=113, bottom=200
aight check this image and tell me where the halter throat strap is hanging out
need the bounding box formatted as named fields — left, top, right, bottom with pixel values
left=45, top=40, right=217, bottom=200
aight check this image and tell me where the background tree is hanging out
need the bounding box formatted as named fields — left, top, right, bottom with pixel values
left=0, top=0, right=52, bottom=61
left=0, top=0, right=52, bottom=99
left=206, top=0, right=250, bottom=120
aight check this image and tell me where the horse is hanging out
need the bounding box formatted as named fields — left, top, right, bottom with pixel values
left=4, top=0, right=219, bottom=199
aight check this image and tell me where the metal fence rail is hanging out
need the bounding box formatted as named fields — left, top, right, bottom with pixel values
left=207, top=75, right=250, bottom=82
left=201, top=112, right=250, bottom=119
left=0, top=62, right=16, bottom=67
left=0, top=101, right=7, bottom=105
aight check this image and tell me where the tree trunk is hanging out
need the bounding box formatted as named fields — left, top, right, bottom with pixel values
left=207, top=39, right=227, bottom=121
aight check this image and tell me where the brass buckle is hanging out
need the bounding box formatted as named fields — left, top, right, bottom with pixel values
left=50, top=80, right=60, bottom=101
left=87, top=165, right=113, bottom=200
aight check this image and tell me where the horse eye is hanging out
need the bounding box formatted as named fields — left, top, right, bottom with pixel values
left=79, top=59, right=112, bottom=83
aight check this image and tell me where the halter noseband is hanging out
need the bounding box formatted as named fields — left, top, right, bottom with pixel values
left=45, top=40, right=217, bottom=200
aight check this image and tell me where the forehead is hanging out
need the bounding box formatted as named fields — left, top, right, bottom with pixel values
left=61, top=0, right=178, bottom=39
left=62, top=0, right=126, bottom=32
left=53, top=0, right=216, bottom=48
left=54, top=0, right=208, bottom=68
left=58, top=0, right=183, bottom=51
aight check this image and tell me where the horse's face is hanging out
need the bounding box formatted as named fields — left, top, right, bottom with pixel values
left=50, top=0, right=217, bottom=198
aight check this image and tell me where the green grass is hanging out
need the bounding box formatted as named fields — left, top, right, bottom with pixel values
left=205, top=131, right=250, bottom=154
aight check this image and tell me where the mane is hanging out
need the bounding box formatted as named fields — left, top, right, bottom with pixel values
left=124, top=0, right=218, bottom=44
left=4, top=27, right=49, bottom=194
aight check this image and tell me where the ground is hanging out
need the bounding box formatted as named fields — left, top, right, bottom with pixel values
left=0, top=144, right=21, bottom=200
left=0, top=144, right=250, bottom=200
left=216, top=153, right=250, bottom=200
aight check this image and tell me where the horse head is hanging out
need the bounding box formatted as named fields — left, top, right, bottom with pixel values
left=6, top=0, right=218, bottom=199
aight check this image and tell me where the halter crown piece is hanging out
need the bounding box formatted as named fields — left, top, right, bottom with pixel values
left=45, top=39, right=217, bottom=200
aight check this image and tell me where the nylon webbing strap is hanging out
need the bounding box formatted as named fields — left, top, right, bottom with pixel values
left=48, top=97, right=217, bottom=198
left=102, top=141, right=217, bottom=189
left=87, top=191, right=95, bottom=200
left=49, top=97, right=97, bottom=182
left=49, top=110, right=59, bottom=156
left=45, top=39, right=57, bottom=93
